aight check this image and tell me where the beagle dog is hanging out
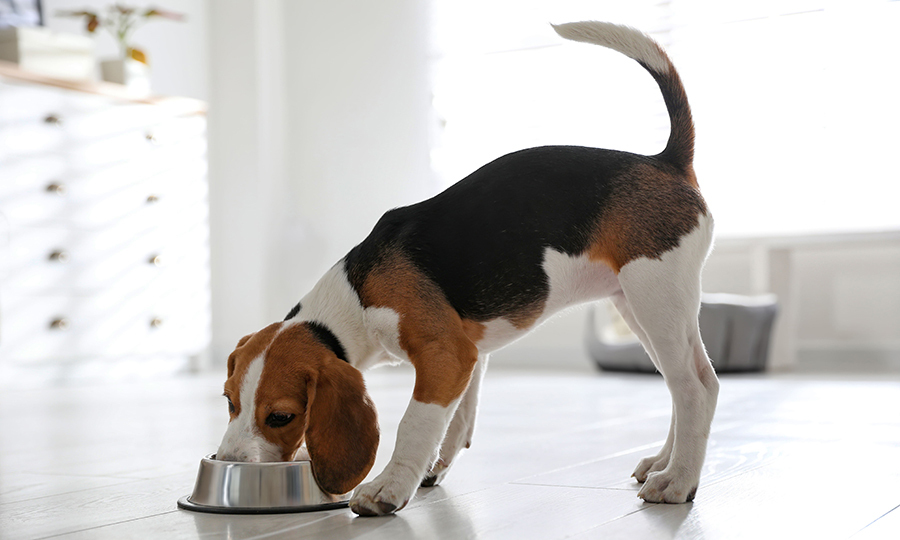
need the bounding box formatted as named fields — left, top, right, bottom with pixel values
left=217, top=21, right=719, bottom=516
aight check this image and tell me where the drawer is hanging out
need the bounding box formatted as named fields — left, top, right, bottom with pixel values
left=60, top=98, right=163, bottom=141
left=0, top=293, right=152, bottom=361
left=0, top=87, right=198, bottom=163
left=60, top=165, right=161, bottom=229
left=63, top=127, right=158, bottom=170
left=69, top=117, right=208, bottom=177
left=143, top=288, right=211, bottom=355
left=0, top=287, right=211, bottom=362
left=0, top=81, right=66, bottom=125
left=56, top=95, right=205, bottom=149
left=0, top=151, right=205, bottom=229
left=3, top=224, right=175, bottom=294
left=0, top=121, right=65, bottom=160
left=144, top=115, right=207, bottom=148
left=143, top=162, right=208, bottom=217
left=0, top=158, right=70, bottom=226
left=0, top=156, right=68, bottom=197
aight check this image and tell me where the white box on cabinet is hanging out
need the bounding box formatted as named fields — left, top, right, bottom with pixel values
left=0, top=27, right=95, bottom=81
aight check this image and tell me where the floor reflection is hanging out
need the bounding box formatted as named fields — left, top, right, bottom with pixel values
left=183, top=486, right=478, bottom=540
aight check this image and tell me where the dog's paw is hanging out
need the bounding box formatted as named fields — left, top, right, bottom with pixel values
left=632, top=453, right=669, bottom=483
left=350, top=472, right=417, bottom=517
left=637, top=470, right=698, bottom=504
left=421, top=420, right=471, bottom=488
left=421, top=458, right=450, bottom=487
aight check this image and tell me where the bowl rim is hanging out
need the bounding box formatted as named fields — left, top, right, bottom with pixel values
left=201, top=452, right=313, bottom=466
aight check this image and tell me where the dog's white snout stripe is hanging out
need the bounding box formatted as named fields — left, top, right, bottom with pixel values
left=217, top=356, right=281, bottom=462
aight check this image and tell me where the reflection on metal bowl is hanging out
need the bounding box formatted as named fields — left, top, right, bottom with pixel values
left=177, top=453, right=350, bottom=514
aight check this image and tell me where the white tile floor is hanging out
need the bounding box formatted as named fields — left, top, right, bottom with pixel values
left=1, top=365, right=899, bottom=540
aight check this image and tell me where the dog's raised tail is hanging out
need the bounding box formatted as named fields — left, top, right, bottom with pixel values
left=552, top=21, right=694, bottom=170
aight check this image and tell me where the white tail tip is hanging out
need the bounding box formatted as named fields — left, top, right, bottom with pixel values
left=552, top=21, right=670, bottom=74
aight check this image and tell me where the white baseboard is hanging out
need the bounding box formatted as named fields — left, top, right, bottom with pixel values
left=794, top=346, right=900, bottom=373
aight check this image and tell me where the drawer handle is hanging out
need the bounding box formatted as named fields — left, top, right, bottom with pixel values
left=150, top=317, right=164, bottom=329
left=48, top=250, right=69, bottom=263
left=46, top=182, right=67, bottom=196
left=44, top=114, right=63, bottom=126
left=146, top=194, right=160, bottom=204
left=49, top=318, right=70, bottom=330
left=148, top=254, right=164, bottom=266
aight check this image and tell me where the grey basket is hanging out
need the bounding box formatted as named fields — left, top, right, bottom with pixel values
left=586, top=294, right=778, bottom=373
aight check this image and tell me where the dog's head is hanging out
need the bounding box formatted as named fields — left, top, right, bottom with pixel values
left=216, top=322, right=379, bottom=494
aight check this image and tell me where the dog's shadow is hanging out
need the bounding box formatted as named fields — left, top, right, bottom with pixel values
left=385, top=486, right=478, bottom=537
left=641, top=500, right=698, bottom=536
left=183, top=486, right=478, bottom=538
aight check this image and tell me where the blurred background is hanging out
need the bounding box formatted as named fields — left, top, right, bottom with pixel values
left=1, top=0, right=898, bottom=386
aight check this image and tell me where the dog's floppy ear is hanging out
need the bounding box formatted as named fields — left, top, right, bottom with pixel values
left=227, top=332, right=256, bottom=378
left=306, top=358, right=379, bottom=495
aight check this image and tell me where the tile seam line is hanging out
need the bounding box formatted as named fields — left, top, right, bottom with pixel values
left=509, top=482, right=638, bottom=491
left=0, top=478, right=147, bottom=507
left=505, top=440, right=665, bottom=484
left=566, top=503, right=659, bottom=539
left=851, top=502, right=900, bottom=538
left=33, top=510, right=178, bottom=540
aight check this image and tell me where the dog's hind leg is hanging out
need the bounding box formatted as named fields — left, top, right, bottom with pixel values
left=612, top=294, right=678, bottom=481
left=616, top=218, right=718, bottom=503
left=422, top=353, right=488, bottom=487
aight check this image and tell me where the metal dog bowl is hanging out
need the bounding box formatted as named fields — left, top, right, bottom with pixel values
left=177, top=454, right=350, bottom=514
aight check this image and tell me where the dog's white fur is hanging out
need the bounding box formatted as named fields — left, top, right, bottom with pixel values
left=552, top=22, right=671, bottom=73
left=217, top=356, right=282, bottom=462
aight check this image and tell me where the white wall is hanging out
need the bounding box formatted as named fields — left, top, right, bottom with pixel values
left=206, top=0, right=437, bottom=362
left=278, top=0, right=437, bottom=301
left=206, top=0, right=271, bottom=361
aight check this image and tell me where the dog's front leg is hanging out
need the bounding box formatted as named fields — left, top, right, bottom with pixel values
left=422, top=353, right=488, bottom=487
left=350, top=397, right=460, bottom=516
left=350, top=336, right=478, bottom=516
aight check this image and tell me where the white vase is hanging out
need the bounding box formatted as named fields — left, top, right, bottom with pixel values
left=100, top=58, right=151, bottom=96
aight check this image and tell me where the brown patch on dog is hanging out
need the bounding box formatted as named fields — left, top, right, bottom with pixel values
left=461, top=318, right=486, bottom=345
left=587, top=163, right=707, bottom=272
left=504, top=302, right=545, bottom=330
left=357, top=250, right=478, bottom=407
left=254, top=323, right=380, bottom=494
left=685, top=166, right=699, bottom=189
left=223, top=322, right=282, bottom=418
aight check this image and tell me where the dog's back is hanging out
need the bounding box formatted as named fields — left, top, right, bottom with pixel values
left=345, top=22, right=706, bottom=331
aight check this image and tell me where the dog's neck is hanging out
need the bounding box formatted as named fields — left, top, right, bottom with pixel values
left=290, top=262, right=381, bottom=368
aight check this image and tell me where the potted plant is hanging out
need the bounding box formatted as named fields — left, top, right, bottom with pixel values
left=58, top=5, right=183, bottom=93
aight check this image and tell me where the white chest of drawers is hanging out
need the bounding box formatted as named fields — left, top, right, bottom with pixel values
left=0, top=62, right=211, bottom=381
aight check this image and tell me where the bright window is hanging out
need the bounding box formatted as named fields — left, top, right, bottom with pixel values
left=430, top=0, right=900, bottom=238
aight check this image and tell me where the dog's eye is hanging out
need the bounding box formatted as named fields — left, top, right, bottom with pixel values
left=225, top=396, right=235, bottom=414
left=265, top=412, right=295, bottom=428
